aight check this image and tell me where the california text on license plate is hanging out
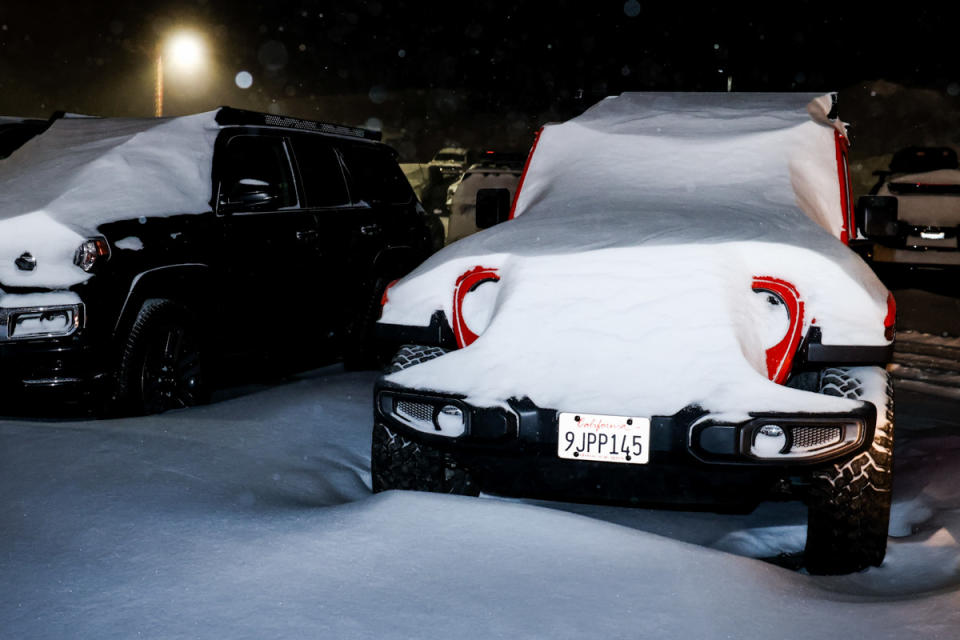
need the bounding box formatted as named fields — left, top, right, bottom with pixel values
left=557, top=412, right=651, bottom=465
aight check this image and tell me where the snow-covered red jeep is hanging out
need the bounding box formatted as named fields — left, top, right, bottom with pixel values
left=371, top=93, right=897, bottom=575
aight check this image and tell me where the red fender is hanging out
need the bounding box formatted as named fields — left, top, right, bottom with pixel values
left=884, top=291, right=896, bottom=341
left=834, top=130, right=854, bottom=245
left=452, top=266, right=501, bottom=348
left=509, top=127, right=544, bottom=220
left=752, top=276, right=805, bottom=384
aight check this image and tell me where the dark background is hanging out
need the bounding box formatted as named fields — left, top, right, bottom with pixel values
left=1, top=1, right=959, bottom=162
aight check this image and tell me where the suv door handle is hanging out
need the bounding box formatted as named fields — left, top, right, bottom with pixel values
left=360, top=224, right=381, bottom=236
left=296, top=229, right=319, bottom=243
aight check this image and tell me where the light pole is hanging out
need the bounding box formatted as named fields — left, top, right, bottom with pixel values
left=155, top=31, right=206, bottom=117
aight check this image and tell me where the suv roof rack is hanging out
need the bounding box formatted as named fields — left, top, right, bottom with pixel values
left=215, top=106, right=382, bottom=142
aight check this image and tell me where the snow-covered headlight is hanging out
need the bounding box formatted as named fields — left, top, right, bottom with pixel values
left=754, top=289, right=791, bottom=349
left=751, top=424, right=787, bottom=457
left=73, top=237, right=111, bottom=272
left=750, top=276, right=804, bottom=384
left=453, top=266, right=501, bottom=348
left=6, top=305, right=81, bottom=339
left=435, top=405, right=465, bottom=433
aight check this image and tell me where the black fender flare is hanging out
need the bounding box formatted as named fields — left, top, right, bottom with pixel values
left=113, top=263, right=215, bottom=338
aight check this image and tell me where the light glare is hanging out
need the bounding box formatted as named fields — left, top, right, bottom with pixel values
left=167, top=32, right=205, bottom=71
left=235, top=71, right=253, bottom=89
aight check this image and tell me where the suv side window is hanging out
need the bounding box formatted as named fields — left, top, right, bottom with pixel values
left=220, top=135, right=298, bottom=209
left=290, top=138, right=351, bottom=208
left=341, top=145, right=414, bottom=205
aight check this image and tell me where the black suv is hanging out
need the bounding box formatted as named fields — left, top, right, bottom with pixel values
left=0, top=107, right=436, bottom=413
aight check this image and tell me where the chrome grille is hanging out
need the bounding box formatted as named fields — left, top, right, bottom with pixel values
left=791, top=426, right=842, bottom=452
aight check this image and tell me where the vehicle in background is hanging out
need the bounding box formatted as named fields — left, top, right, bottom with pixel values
left=371, top=92, right=896, bottom=576
left=855, top=146, right=960, bottom=272
left=427, top=146, right=472, bottom=179
left=0, top=107, right=435, bottom=414
left=444, top=156, right=524, bottom=244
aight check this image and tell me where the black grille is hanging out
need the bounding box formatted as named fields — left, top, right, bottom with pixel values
left=396, top=400, right=434, bottom=425
left=791, top=426, right=842, bottom=451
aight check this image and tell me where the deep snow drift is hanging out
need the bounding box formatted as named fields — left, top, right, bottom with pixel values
left=2, top=350, right=960, bottom=639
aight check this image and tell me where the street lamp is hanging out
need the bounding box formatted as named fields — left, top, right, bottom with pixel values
left=155, top=30, right=206, bottom=117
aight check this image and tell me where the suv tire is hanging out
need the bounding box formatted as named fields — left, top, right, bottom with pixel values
left=371, top=344, right=477, bottom=495
left=343, top=277, right=390, bottom=371
left=116, top=299, right=209, bottom=415
left=804, top=366, right=893, bottom=574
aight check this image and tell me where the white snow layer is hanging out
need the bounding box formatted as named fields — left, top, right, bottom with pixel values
left=2, top=367, right=959, bottom=639
left=0, top=112, right=220, bottom=287
left=381, top=93, right=890, bottom=417
left=114, top=236, right=144, bottom=251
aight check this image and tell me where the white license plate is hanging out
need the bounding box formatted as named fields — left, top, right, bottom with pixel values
left=557, top=412, right=650, bottom=465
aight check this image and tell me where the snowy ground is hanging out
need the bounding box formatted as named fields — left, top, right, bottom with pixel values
left=3, top=293, right=960, bottom=639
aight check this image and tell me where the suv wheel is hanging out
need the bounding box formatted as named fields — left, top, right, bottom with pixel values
left=116, top=299, right=209, bottom=415
left=371, top=344, right=477, bottom=496
left=343, top=277, right=390, bottom=371
left=804, top=366, right=894, bottom=574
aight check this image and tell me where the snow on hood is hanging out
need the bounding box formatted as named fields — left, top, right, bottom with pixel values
left=381, top=93, right=890, bottom=418
left=0, top=112, right=220, bottom=288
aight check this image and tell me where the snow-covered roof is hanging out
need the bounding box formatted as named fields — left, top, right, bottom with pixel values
left=0, top=112, right=220, bottom=287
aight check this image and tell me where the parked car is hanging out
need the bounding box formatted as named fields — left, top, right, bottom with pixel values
left=0, top=107, right=435, bottom=413
left=371, top=93, right=896, bottom=575
left=855, top=146, right=960, bottom=272
left=427, top=146, right=472, bottom=179
left=443, top=158, right=524, bottom=243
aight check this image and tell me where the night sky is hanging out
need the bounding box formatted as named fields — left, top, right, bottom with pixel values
left=1, top=2, right=959, bottom=159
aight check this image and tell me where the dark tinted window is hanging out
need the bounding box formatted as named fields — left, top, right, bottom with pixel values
left=341, top=145, right=413, bottom=205
left=221, top=135, right=297, bottom=208
left=291, top=138, right=351, bottom=207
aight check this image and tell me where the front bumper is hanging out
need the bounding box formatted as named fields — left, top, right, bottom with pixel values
left=375, top=381, right=877, bottom=508
left=0, top=332, right=108, bottom=401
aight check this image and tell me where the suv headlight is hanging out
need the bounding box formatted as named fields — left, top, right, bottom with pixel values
left=2, top=305, right=82, bottom=340
left=74, top=237, right=111, bottom=272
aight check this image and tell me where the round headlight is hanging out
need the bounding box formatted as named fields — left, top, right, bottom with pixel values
left=435, top=405, right=465, bottom=434
left=752, top=424, right=787, bottom=457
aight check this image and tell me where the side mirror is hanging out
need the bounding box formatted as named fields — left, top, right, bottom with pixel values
left=857, top=195, right=899, bottom=238
left=475, top=188, right=511, bottom=229
left=226, top=178, right=280, bottom=208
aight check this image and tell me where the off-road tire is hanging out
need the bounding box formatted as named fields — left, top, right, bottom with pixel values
left=371, top=422, right=478, bottom=495
left=384, top=344, right=450, bottom=373
left=115, top=298, right=209, bottom=415
left=371, top=343, right=476, bottom=495
left=804, top=366, right=894, bottom=575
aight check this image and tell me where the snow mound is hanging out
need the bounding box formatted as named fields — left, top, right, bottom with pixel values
left=382, top=95, right=889, bottom=416
left=2, top=367, right=960, bottom=638
left=0, top=112, right=219, bottom=287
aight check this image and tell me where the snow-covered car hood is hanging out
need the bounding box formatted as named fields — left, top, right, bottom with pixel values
left=380, top=93, right=891, bottom=419
left=0, top=112, right=219, bottom=288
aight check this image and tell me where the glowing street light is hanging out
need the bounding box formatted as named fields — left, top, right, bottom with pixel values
left=155, top=30, right=206, bottom=117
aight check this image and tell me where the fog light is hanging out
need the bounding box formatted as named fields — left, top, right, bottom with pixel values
left=435, top=405, right=465, bottom=435
left=8, top=306, right=79, bottom=339
left=752, top=424, right=787, bottom=457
